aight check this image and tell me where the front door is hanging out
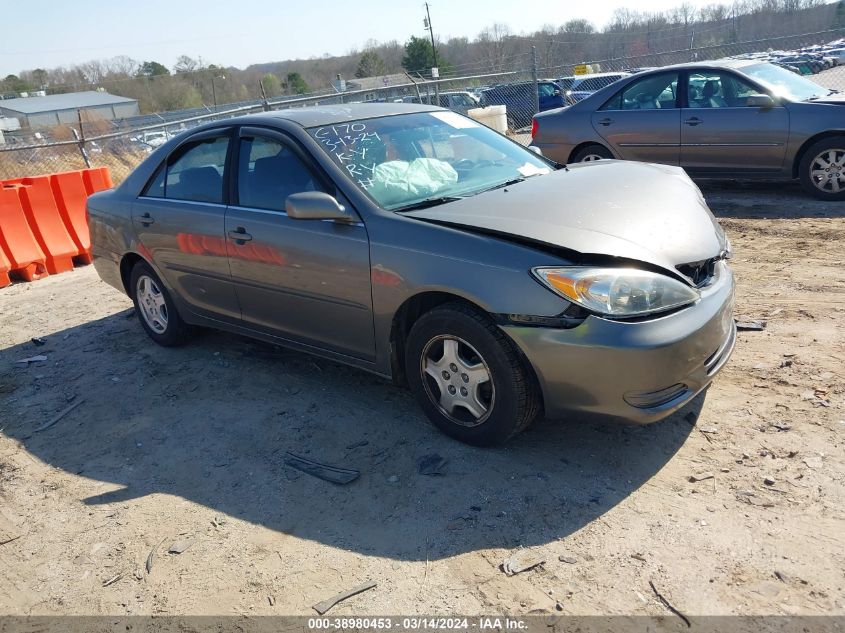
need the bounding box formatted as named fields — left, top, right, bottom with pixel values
left=225, top=127, right=375, bottom=361
left=132, top=129, right=241, bottom=321
left=591, top=71, right=681, bottom=165
left=680, top=70, right=789, bottom=173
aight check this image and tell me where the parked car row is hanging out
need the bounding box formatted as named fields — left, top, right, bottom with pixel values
left=732, top=39, right=845, bottom=75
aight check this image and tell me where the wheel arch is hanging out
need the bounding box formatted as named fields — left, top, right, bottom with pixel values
left=792, top=131, right=845, bottom=178
left=119, top=252, right=146, bottom=296
left=389, top=291, right=482, bottom=387
left=568, top=141, right=614, bottom=163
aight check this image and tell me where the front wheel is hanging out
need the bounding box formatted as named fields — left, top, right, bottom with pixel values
left=130, top=262, right=191, bottom=346
left=799, top=137, right=845, bottom=201
left=405, top=303, right=541, bottom=446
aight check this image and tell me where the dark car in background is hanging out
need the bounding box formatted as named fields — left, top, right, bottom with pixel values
left=87, top=103, right=735, bottom=445
left=532, top=60, right=845, bottom=200
left=481, top=80, right=564, bottom=130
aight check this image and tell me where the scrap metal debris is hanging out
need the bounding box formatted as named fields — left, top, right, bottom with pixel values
left=418, top=453, right=448, bottom=476
left=735, top=320, right=766, bottom=331
left=502, top=550, right=546, bottom=576
left=285, top=452, right=360, bottom=485
left=102, top=573, right=122, bottom=587
left=312, top=581, right=377, bottom=615
left=688, top=472, right=714, bottom=483
left=16, top=355, right=47, bottom=365
left=30, top=337, right=46, bottom=346
left=649, top=580, right=691, bottom=628
left=32, top=399, right=84, bottom=434
left=146, top=538, right=166, bottom=574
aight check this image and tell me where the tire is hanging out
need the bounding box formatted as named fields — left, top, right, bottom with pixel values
left=130, top=261, right=191, bottom=346
left=405, top=302, right=542, bottom=446
left=798, top=136, right=845, bottom=201
left=571, top=143, right=613, bottom=162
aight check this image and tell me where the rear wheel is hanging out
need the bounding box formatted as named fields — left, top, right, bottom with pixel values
left=405, top=303, right=541, bottom=446
left=572, top=144, right=613, bottom=162
left=130, top=262, right=191, bottom=346
left=799, top=137, right=845, bottom=201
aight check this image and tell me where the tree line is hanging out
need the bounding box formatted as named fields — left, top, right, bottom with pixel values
left=1, top=0, right=841, bottom=116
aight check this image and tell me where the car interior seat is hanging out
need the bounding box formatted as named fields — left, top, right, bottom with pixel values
left=172, top=166, right=222, bottom=203
left=702, top=80, right=728, bottom=107
left=245, top=151, right=315, bottom=210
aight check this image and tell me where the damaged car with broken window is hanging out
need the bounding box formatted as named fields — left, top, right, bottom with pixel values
left=87, top=103, right=735, bottom=446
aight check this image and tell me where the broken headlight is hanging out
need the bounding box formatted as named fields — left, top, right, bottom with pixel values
left=532, top=267, right=700, bottom=318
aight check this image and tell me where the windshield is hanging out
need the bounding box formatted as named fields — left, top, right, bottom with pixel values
left=743, top=62, right=828, bottom=101
left=308, top=111, right=552, bottom=210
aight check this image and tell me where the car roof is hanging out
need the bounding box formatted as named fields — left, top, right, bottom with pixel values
left=232, top=103, right=441, bottom=128
left=645, top=58, right=761, bottom=72
left=573, top=72, right=631, bottom=78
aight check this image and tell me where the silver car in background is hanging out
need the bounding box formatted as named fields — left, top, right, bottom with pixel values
left=532, top=60, right=845, bottom=200
left=88, top=104, right=735, bottom=445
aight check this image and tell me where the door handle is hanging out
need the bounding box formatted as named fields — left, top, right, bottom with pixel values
left=598, top=118, right=614, bottom=126
left=227, top=227, right=253, bottom=243
left=684, top=117, right=702, bottom=126
left=134, top=212, right=155, bottom=226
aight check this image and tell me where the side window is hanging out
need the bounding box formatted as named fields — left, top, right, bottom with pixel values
left=688, top=71, right=764, bottom=108
left=142, top=163, right=165, bottom=198
left=237, top=136, right=321, bottom=212
left=165, top=136, right=229, bottom=203
left=601, top=72, right=679, bottom=111
left=538, top=83, right=556, bottom=98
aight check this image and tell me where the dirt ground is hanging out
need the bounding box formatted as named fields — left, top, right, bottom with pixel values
left=0, top=180, right=843, bottom=619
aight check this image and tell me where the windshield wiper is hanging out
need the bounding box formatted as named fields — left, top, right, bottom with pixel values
left=393, top=195, right=466, bottom=213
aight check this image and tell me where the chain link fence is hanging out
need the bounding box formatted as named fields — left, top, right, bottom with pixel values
left=1, top=27, right=842, bottom=185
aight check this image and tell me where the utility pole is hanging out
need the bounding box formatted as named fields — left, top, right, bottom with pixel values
left=424, top=2, right=440, bottom=106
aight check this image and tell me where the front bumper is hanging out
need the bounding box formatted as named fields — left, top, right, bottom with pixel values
left=502, top=261, right=736, bottom=423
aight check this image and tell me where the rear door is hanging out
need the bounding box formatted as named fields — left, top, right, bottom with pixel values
left=590, top=71, right=681, bottom=165
left=224, top=127, right=375, bottom=361
left=680, top=69, right=789, bottom=174
left=132, top=129, right=241, bottom=321
left=538, top=82, right=564, bottom=111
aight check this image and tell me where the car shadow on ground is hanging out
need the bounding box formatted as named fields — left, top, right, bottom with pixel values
left=697, top=179, right=845, bottom=219
left=1, top=309, right=701, bottom=561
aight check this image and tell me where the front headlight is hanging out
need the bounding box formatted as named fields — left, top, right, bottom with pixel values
left=532, top=267, right=700, bottom=318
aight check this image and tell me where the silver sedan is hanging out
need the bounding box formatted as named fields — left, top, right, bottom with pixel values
left=531, top=60, right=845, bottom=200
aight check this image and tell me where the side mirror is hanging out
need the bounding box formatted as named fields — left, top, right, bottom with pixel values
left=285, top=192, right=352, bottom=221
left=528, top=145, right=544, bottom=156
left=746, top=93, right=775, bottom=108
left=554, top=89, right=562, bottom=96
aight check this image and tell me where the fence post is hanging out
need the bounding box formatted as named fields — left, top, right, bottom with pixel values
left=259, top=79, right=270, bottom=112
left=531, top=46, right=539, bottom=119
left=75, top=109, right=91, bottom=169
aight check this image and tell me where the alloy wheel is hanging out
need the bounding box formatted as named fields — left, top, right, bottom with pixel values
left=136, top=275, right=169, bottom=334
left=809, top=148, right=845, bottom=194
left=581, top=154, right=605, bottom=162
left=420, top=335, right=495, bottom=427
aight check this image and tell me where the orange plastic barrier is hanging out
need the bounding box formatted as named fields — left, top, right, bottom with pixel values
left=49, top=170, right=92, bottom=264
left=0, top=186, right=48, bottom=281
left=81, top=167, right=112, bottom=195
left=0, top=167, right=112, bottom=286
left=14, top=177, right=78, bottom=274
left=0, top=244, right=11, bottom=288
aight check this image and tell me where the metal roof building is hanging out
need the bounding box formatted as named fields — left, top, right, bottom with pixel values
left=0, top=91, right=140, bottom=128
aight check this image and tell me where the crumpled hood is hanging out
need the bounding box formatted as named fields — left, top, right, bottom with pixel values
left=405, top=160, right=727, bottom=278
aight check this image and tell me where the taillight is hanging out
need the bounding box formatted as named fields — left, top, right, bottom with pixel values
left=531, top=118, right=538, bottom=140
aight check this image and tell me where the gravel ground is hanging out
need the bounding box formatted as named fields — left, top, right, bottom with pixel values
left=0, top=180, right=843, bottom=618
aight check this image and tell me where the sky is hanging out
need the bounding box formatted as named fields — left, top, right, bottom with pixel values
left=3, top=0, right=730, bottom=76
